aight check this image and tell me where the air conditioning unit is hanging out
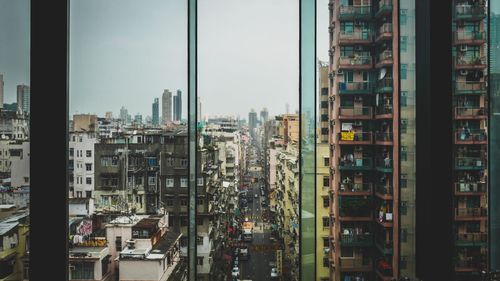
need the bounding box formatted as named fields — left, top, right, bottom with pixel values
left=337, top=69, right=344, bottom=75
left=460, top=45, right=467, bottom=52
left=460, top=69, right=468, bottom=76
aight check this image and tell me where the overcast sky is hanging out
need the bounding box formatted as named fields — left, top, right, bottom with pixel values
left=0, top=0, right=30, bottom=104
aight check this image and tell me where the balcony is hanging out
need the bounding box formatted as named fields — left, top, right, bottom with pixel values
left=338, top=30, right=372, bottom=45
left=375, top=50, right=393, bottom=68
left=375, top=0, right=393, bottom=18
left=339, top=197, right=372, bottom=221
left=455, top=207, right=487, bottom=220
left=375, top=158, right=393, bottom=173
left=455, top=233, right=487, bottom=247
left=338, top=106, right=372, bottom=120
left=455, top=157, right=486, bottom=170
left=376, top=78, right=393, bottom=93
left=375, top=132, right=393, bottom=145
left=375, top=184, right=393, bottom=200
left=376, top=211, right=394, bottom=228
left=454, top=107, right=487, bottom=119
left=453, top=4, right=486, bottom=21
left=339, top=232, right=372, bottom=247
left=455, top=257, right=487, bottom=272
left=339, top=157, right=373, bottom=171
left=455, top=129, right=487, bottom=145
left=338, top=258, right=372, bottom=271
left=454, top=81, right=486, bottom=95
left=375, top=239, right=393, bottom=255
left=375, top=105, right=393, bottom=119
left=338, top=55, right=373, bottom=70
left=453, top=31, right=486, bottom=45
left=376, top=260, right=394, bottom=280
left=339, top=182, right=373, bottom=196
left=455, top=182, right=486, bottom=195
left=375, top=23, right=393, bottom=42
left=338, top=5, right=372, bottom=21
left=338, top=81, right=373, bottom=95
left=455, top=56, right=487, bottom=70
left=338, top=132, right=373, bottom=145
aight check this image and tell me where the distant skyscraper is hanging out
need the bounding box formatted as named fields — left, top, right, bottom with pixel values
left=120, top=106, right=128, bottom=123
left=173, top=90, right=182, bottom=121
left=285, top=103, right=290, bottom=114
left=260, top=108, right=269, bottom=123
left=16, top=85, right=30, bottom=114
left=0, top=74, right=4, bottom=109
left=248, top=109, right=258, bottom=137
left=162, top=89, right=172, bottom=123
left=134, top=113, right=142, bottom=124
left=105, top=112, right=113, bottom=120
left=152, top=98, right=159, bottom=125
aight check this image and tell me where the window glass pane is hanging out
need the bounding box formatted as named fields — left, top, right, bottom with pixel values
left=68, top=0, right=188, bottom=279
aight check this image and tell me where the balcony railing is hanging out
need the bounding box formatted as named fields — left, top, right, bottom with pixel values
left=375, top=132, right=393, bottom=142
left=455, top=233, right=487, bottom=245
left=376, top=0, right=393, bottom=17
left=339, top=232, right=372, bottom=246
left=376, top=78, right=393, bottom=93
left=338, top=106, right=372, bottom=118
left=339, top=30, right=372, bottom=43
left=454, top=81, right=486, bottom=95
left=338, top=81, right=373, bottom=94
left=455, top=157, right=486, bottom=170
left=455, top=129, right=487, bottom=143
left=454, top=4, right=486, bottom=20
left=339, top=56, right=373, bottom=68
left=455, top=257, right=486, bottom=269
left=454, top=31, right=486, bottom=44
left=338, top=132, right=373, bottom=142
left=455, top=207, right=487, bottom=218
left=376, top=50, right=393, bottom=65
left=339, top=182, right=373, bottom=193
left=455, top=182, right=487, bottom=193
left=375, top=158, right=393, bottom=172
left=455, top=107, right=487, bottom=118
left=339, top=258, right=371, bottom=268
left=375, top=105, right=393, bottom=116
left=376, top=23, right=393, bottom=41
left=455, top=56, right=487, bottom=68
left=375, top=239, right=393, bottom=255
left=339, top=157, right=373, bottom=170
left=376, top=184, right=393, bottom=196
left=339, top=5, right=372, bottom=20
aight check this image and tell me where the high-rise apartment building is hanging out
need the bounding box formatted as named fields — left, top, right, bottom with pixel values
left=162, top=89, right=172, bottom=124
left=152, top=98, right=159, bottom=125
left=0, top=74, right=4, bottom=109
left=173, top=90, right=182, bottom=121
left=120, top=106, right=128, bottom=123
left=452, top=1, right=489, bottom=280
left=260, top=107, right=269, bottom=124
left=16, top=85, right=30, bottom=114
left=328, top=1, right=405, bottom=280
left=248, top=109, right=258, bottom=138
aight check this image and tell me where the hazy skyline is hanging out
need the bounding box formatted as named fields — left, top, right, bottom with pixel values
left=0, top=0, right=30, bottom=104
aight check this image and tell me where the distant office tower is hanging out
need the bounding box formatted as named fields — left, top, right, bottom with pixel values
left=260, top=108, right=269, bottom=123
left=16, top=85, right=30, bottom=114
left=105, top=112, right=113, bottom=120
left=286, top=103, right=290, bottom=114
left=173, top=90, right=182, bottom=121
left=0, top=74, right=4, bottom=109
left=152, top=98, right=159, bottom=125
left=119, top=106, right=128, bottom=123
left=134, top=113, right=142, bottom=125
left=248, top=109, right=258, bottom=137
left=162, top=89, right=172, bottom=123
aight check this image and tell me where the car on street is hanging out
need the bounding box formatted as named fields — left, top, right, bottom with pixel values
left=232, top=267, right=240, bottom=277
left=271, top=268, right=279, bottom=278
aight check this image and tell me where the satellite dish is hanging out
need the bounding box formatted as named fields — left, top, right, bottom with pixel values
left=379, top=68, right=387, bottom=80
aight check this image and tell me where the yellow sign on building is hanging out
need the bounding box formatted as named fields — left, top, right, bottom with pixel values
left=341, top=131, right=355, bottom=141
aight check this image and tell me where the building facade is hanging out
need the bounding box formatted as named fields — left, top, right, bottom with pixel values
left=162, top=90, right=172, bottom=124
left=153, top=98, right=160, bottom=126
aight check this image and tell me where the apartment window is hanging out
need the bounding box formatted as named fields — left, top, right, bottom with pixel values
left=69, top=148, right=74, bottom=157
left=166, top=157, right=174, bottom=166
left=166, top=178, right=174, bottom=187
left=197, top=257, right=204, bottom=266
left=181, top=159, right=188, bottom=167
left=323, top=176, right=329, bottom=187
left=71, top=262, right=94, bottom=279
left=322, top=217, right=329, bottom=228
left=400, top=256, right=408, bottom=269
left=323, top=197, right=330, bottom=208
left=85, top=163, right=92, bottom=171
left=401, top=91, right=407, bottom=107
left=400, top=36, right=408, bottom=52
left=79, top=136, right=83, bottom=142
left=401, top=201, right=408, bottom=215
left=401, top=146, right=407, bottom=161
left=197, top=199, right=204, bottom=205
left=180, top=199, right=188, bottom=206
left=180, top=218, right=188, bottom=227
left=323, top=237, right=329, bottom=247
left=321, top=114, right=328, bottom=121
left=401, top=119, right=408, bottom=134
left=400, top=9, right=407, bottom=25
left=86, top=177, right=92, bottom=185
left=401, top=175, right=407, bottom=188
left=340, top=246, right=354, bottom=258
left=323, top=257, right=329, bottom=267
left=197, top=177, right=204, bottom=186
left=165, top=199, right=174, bottom=206
left=323, top=157, right=329, bottom=166
left=24, top=177, right=29, bottom=183
left=77, top=191, right=82, bottom=198
left=321, top=101, right=328, bottom=109
left=197, top=218, right=203, bottom=226
left=116, top=236, right=122, bottom=251
left=321, top=128, right=329, bottom=135
left=148, top=175, right=156, bottom=186
left=401, top=64, right=408, bottom=79
left=466, top=222, right=480, bottom=233
left=401, top=228, right=407, bottom=243
left=180, top=177, right=188, bottom=188
left=86, top=150, right=92, bottom=157
left=86, top=191, right=92, bottom=198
